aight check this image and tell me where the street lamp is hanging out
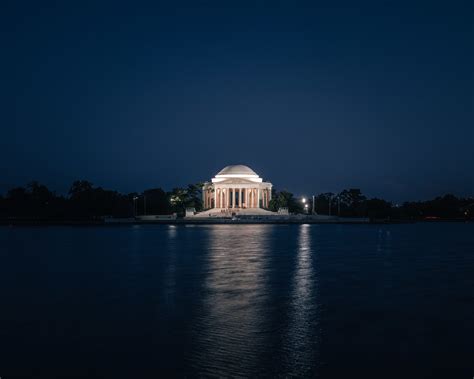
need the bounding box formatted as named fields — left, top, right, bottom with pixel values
left=133, top=196, right=139, bottom=217
left=303, top=196, right=317, bottom=215
left=302, top=197, right=308, bottom=214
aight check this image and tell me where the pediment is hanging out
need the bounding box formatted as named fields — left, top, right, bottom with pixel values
left=216, top=178, right=257, bottom=185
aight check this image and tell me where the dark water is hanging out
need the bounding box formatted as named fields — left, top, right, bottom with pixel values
left=0, top=223, right=473, bottom=378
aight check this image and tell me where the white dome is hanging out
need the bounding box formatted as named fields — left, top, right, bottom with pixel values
left=216, top=165, right=258, bottom=177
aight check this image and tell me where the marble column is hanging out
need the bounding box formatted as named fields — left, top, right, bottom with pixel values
left=233, top=188, right=236, bottom=208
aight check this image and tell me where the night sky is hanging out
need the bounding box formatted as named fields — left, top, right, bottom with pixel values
left=2, top=1, right=473, bottom=201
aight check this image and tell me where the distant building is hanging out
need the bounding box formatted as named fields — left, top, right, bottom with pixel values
left=202, top=165, right=272, bottom=209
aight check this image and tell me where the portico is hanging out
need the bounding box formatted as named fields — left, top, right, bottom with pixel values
left=202, top=165, right=272, bottom=210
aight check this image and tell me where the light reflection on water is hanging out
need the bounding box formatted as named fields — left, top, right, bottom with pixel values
left=190, top=225, right=273, bottom=376
left=1, top=223, right=473, bottom=377
left=284, top=224, right=319, bottom=375
left=163, top=225, right=178, bottom=304
left=187, top=224, right=320, bottom=376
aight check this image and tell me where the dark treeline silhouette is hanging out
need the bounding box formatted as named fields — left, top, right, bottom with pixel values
left=0, top=181, right=473, bottom=221
left=0, top=180, right=203, bottom=221
left=269, top=188, right=473, bottom=221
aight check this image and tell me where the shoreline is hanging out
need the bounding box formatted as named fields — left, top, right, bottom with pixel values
left=2, top=218, right=471, bottom=226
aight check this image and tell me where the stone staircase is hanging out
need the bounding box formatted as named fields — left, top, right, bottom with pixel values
left=187, top=208, right=278, bottom=218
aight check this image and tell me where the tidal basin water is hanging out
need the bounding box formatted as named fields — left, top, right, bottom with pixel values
left=0, top=223, right=473, bottom=378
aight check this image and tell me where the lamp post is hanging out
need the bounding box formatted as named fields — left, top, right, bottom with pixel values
left=133, top=196, right=139, bottom=217
left=303, top=196, right=317, bottom=215
left=302, top=197, right=308, bottom=214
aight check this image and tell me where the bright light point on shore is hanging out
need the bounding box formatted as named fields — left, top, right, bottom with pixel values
left=302, top=198, right=306, bottom=203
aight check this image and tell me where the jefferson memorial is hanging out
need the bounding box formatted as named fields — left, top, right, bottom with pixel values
left=202, top=165, right=272, bottom=209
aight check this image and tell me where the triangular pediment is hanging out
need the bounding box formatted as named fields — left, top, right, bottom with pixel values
left=216, top=178, right=258, bottom=185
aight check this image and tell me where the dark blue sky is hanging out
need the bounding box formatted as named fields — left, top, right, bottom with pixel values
left=1, top=1, right=473, bottom=201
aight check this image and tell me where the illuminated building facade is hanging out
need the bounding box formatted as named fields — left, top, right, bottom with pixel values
left=202, top=165, right=272, bottom=209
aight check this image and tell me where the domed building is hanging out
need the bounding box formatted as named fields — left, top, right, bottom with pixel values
left=202, top=165, right=272, bottom=209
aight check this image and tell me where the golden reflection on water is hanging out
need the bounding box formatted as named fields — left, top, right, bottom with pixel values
left=191, top=225, right=272, bottom=376
left=188, top=224, right=321, bottom=376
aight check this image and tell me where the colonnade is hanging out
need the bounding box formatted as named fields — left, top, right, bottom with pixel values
left=203, top=187, right=271, bottom=209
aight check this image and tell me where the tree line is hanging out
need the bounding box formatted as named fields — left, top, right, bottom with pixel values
left=0, top=180, right=202, bottom=220
left=0, top=181, right=472, bottom=221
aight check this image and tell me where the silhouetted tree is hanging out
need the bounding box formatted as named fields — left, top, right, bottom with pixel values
left=269, top=190, right=304, bottom=213
left=186, top=183, right=203, bottom=211
left=169, top=187, right=188, bottom=215
left=68, top=180, right=132, bottom=219
left=141, top=188, right=172, bottom=215
left=366, top=198, right=392, bottom=220
left=1, top=179, right=472, bottom=222
left=5, top=186, right=29, bottom=217
left=339, top=189, right=367, bottom=217
left=69, top=180, right=94, bottom=196
left=314, top=193, right=334, bottom=215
